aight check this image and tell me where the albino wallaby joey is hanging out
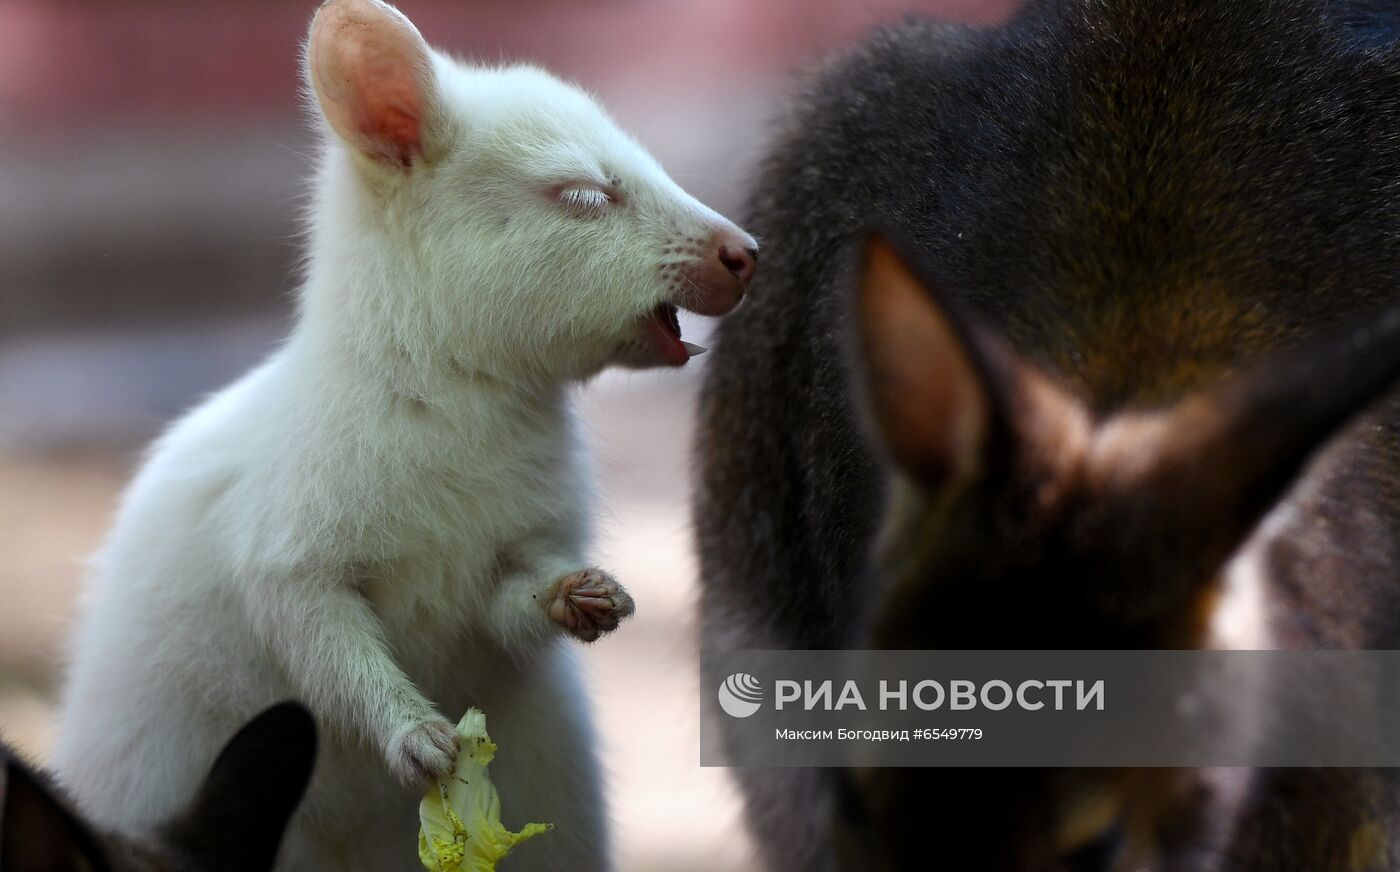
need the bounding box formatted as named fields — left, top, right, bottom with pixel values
left=698, top=0, right=1400, bottom=869
left=52, top=1, right=754, bottom=869
left=2, top=702, right=316, bottom=872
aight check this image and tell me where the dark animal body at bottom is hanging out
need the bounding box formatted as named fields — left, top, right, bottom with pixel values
left=1, top=702, right=316, bottom=872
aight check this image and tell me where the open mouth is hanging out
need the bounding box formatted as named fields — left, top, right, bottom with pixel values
left=638, top=301, right=707, bottom=367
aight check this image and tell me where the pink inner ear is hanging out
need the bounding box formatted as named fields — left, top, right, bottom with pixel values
left=343, top=43, right=423, bottom=167
left=311, top=0, right=431, bottom=168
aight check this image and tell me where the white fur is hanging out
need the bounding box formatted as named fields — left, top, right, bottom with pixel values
left=51, top=4, right=748, bottom=869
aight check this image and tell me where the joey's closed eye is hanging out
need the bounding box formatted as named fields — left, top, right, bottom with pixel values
left=557, top=186, right=615, bottom=217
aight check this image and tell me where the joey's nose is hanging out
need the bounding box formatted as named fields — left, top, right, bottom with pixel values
left=677, top=226, right=758, bottom=317
left=719, top=242, right=758, bottom=285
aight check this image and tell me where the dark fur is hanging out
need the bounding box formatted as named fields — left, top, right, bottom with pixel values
left=696, top=1, right=1400, bottom=869
left=1, top=702, right=316, bottom=872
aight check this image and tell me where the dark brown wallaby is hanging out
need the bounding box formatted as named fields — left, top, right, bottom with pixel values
left=846, top=233, right=1400, bottom=871
left=696, top=1, right=1400, bottom=869
left=1, top=702, right=316, bottom=872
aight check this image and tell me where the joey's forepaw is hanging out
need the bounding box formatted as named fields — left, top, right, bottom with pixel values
left=387, top=716, right=459, bottom=788
left=545, top=568, right=635, bottom=643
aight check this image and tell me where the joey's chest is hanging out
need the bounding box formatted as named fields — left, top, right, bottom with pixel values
left=374, top=401, right=586, bottom=525
left=354, top=496, right=566, bottom=651
left=354, top=414, right=589, bottom=604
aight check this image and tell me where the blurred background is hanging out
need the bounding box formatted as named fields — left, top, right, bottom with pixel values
left=0, top=0, right=1013, bottom=868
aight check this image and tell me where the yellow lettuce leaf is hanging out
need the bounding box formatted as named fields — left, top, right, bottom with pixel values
left=418, top=708, right=554, bottom=872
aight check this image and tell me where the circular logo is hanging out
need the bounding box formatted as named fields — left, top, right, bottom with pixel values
left=718, top=672, right=764, bottom=718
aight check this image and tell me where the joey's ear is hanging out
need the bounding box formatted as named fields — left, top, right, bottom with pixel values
left=1097, top=304, right=1400, bottom=575
left=2, top=755, right=111, bottom=871
left=307, top=0, right=440, bottom=169
left=166, top=702, right=317, bottom=872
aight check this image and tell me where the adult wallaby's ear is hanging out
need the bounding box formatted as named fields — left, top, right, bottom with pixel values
left=306, top=0, right=441, bottom=169
left=166, top=702, right=317, bottom=872
left=854, top=232, right=1006, bottom=491
left=1095, top=305, right=1400, bottom=575
left=854, top=232, right=1082, bottom=493
left=2, top=754, right=111, bottom=871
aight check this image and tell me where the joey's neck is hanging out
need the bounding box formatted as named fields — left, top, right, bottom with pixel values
left=290, top=267, right=569, bottom=425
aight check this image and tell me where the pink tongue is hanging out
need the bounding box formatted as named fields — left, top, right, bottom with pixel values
left=639, top=311, right=690, bottom=367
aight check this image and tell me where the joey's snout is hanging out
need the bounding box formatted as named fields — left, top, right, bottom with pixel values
left=625, top=223, right=756, bottom=370
left=678, top=226, right=758, bottom=317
